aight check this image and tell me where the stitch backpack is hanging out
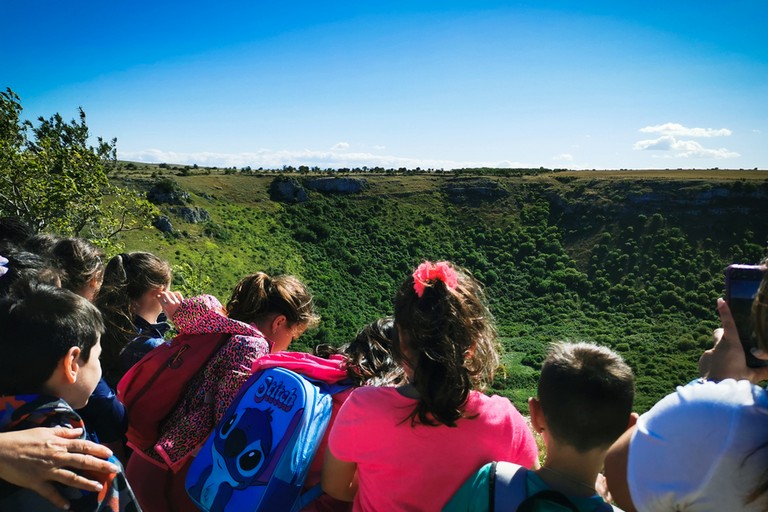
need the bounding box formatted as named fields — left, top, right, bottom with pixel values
left=185, top=361, right=351, bottom=512
left=493, top=462, right=615, bottom=512
left=116, top=302, right=262, bottom=453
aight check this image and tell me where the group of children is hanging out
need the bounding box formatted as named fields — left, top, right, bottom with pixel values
left=1, top=215, right=764, bottom=511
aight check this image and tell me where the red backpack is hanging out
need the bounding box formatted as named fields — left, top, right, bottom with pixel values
left=117, top=296, right=263, bottom=453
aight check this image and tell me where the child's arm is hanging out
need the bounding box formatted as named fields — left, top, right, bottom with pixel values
left=0, top=427, right=119, bottom=510
left=159, top=292, right=230, bottom=334
left=603, top=426, right=638, bottom=512
left=321, top=447, right=358, bottom=502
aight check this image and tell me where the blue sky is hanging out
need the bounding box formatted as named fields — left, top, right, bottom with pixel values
left=2, top=1, right=767, bottom=170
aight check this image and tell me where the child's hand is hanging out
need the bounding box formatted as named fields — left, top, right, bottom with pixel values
left=158, top=290, right=184, bottom=321
left=0, top=427, right=119, bottom=510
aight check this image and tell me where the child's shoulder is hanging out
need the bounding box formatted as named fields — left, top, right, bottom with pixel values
left=0, top=394, right=82, bottom=432
left=466, top=390, right=518, bottom=413
left=349, top=385, right=401, bottom=400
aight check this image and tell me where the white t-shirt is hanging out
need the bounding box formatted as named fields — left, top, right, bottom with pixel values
left=628, top=379, right=768, bottom=511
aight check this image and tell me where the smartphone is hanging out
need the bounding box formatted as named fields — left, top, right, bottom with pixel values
left=725, top=264, right=767, bottom=367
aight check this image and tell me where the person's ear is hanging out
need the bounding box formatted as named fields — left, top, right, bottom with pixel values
left=271, top=314, right=287, bottom=335
left=63, top=346, right=82, bottom=384
left=528, top=396, right=545, bottom=433
left=627, top=411, right=639, bottom=429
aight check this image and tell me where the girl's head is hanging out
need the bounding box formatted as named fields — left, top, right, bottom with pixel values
left=95, top=252, right=172, bottom=377
left=344, top=317, right=405, bottom=387
left=0, top=281, right=104, bottom=407
left=52, top=238, right=105, bottom=302
left=97, top=252, right=172, bottom=320
left=226, top=272, right=319, bottom=352
left=393, top=260, right=499, bottom=427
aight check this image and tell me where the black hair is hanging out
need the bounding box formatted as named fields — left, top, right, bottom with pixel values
left=0, top=282, right=104, bottom=395
left=314, top=317, right=406, bottom=387
left=24, top=232, right=63, bottom=258
left=0, top=247, right=61, bottom=297
left=0, top=216, right=33, bottom=246
left=538, top=342, right=634, bottom=452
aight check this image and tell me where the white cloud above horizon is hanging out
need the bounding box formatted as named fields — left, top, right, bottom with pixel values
left=633, top=135, right=739, bottom=159
left=634, top=122, right=739, bottom=159
left=639, top=123, right=732, bottom=138
left=553, top=153, right=574, bottom=162
left=331, top=142, right=350, bottom=150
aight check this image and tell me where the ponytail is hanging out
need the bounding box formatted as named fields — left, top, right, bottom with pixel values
left=226, top=272, right=318, bottom=328
left=95, top=252, right=171, bottom=380
left=394, top=261, right=499, bottom=427
left=52, top=238, right=104, bottom=294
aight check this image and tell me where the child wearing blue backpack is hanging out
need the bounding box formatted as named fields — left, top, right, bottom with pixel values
left=443, top=342, right=635, bottom=512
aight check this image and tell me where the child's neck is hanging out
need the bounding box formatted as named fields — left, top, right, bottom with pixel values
left=535, top=443, right=605, bottom=498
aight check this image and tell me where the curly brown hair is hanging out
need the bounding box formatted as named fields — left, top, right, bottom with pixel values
left=393, top=261, right=499, bottom=427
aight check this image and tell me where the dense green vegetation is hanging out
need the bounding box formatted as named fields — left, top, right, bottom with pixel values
left=0, top=88, right=156, bottom=250
left=4, top=93, right=765, bottom=413
left=116, top=169, right=768, bottom=412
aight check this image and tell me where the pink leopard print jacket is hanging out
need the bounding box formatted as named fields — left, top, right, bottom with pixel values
left=150, top=295, right=271, bottom=470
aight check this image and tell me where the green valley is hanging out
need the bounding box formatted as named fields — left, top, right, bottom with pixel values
left=114, top=167, right=767, bottom=412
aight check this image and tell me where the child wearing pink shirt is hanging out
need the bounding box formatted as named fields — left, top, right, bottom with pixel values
left=322, top=261, right=538, bottom=511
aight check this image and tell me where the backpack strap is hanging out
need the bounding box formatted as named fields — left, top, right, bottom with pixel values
left=516, top=490, right=581, bottom=511
left=491, top=461, right=529, bottom=512
left=296, top=484, right=324, bottom=511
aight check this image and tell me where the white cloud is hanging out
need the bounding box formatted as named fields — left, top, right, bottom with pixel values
left=495, top=160, right=528, bottom=168
left=373, top=145, right=386, bottom=151
left=119, top=148, right=528, bottom=170
left=633, top=136, right=739, bottom=159
left=553, top=153, right=574, bottom=162
left=639, top=123, right=732, bottom=137
left=331, top=142, right=350, bottom=150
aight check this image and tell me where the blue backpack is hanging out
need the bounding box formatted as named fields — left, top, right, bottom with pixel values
left=185, top=366, right=350, bottom=512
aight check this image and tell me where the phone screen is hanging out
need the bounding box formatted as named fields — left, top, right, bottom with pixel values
left=725, top=264, right=767, bottom=367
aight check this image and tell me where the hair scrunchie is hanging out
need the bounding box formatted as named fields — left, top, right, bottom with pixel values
left=412, top=261, right=458, bottom=298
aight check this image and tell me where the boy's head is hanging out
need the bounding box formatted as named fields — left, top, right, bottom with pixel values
left=534, top=342, right=634, bottom=453
left=0, top=281, right=104, bottom=409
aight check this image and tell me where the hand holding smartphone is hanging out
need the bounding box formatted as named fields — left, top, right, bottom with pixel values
left=725, top=264, right=768, bottom=368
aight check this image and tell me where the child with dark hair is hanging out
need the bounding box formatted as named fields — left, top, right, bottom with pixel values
left=52, top=237, right=105, bottom=302
left=444, top=342, right=635, bottom=511
left=322, top=261, right=538, bottom=510
left=0, top=283, right=139, bottom=511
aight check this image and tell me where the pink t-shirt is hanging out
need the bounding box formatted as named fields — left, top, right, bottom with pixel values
left=328, top=386, right=538, bottom=511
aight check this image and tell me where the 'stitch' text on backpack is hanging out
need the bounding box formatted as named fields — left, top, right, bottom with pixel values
left=185, top=366, right=347, bottom=512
